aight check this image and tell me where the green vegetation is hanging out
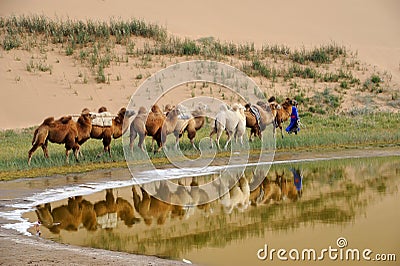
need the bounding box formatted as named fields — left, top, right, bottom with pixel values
left=0, top=15, right=399, bottom=180
left=1, top=112, right=399, bottom=180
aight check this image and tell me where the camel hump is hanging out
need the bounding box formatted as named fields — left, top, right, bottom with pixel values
left=60, top=116, right=72, bottom=124
left=43, top=117, right=55, bottom=125
left=98, top=106, right=108, bottom=113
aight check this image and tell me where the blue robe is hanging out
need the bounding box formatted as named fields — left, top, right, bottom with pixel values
left=286, top=106, right=299, bottom=133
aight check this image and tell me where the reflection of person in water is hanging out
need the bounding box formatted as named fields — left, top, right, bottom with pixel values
left=286, top=100, right=300, bottom=134
left=290, top=168, right=303, bottom=198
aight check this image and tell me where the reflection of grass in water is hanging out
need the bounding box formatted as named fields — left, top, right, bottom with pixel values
left=84, top=158, right=399, bottom=259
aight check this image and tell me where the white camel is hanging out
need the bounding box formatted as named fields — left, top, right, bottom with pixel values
left=209, top=103, right=247, bottom=150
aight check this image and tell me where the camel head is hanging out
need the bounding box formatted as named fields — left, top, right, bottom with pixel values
left=268, top=96, right=276, bottom=103
left=81, top=108, right=96, bottom=121
left=164, top=104, right=175, bottom=114
left=98, top=106, right=108, bottom=113
left=151, top=105, right=163, bottom=114
left=137, top=106, right=147, bottom=115
left=125, top=109, right=136, bottom=118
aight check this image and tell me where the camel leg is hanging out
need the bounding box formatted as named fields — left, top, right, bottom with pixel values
left=65, top=149, right=71, bottom=164
left=132, top=191, right=140, bottom=213
left=209, top=129, right=216, bottom=148
left=73, top=144, right=80, bottom=162
left=224, top=131, right=232, bottom=150
left=138, top=133, right=146, bottom=152
left=174, top=133, right=180, bottom=150
left=28, top=144, right=41, bottom=165
left=216, top=129, right=224, bottom=150
left=42, top=139, right=49, bottom=158
left=129, top=129, right=137, bottom=152
left=98, top=136, right=111, bottom=157
left=190, top=138, right=198, bottom=150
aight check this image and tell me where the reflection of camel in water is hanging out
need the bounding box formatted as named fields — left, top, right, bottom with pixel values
left=216, top=176, right=251, bottom=213
left=35, top=190, right=140, bottom=234
left=94, top=189, right=140, bottom=227
left=132, top=182, right=185, bottom=225
left=249, top=169, right=303, bottom=205
left=275, top=170, right=302, bottom=201
left=35, top=196, right=96, bottom=234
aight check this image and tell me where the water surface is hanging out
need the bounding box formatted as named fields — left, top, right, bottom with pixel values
left=23, top=156, right=400, bottom=265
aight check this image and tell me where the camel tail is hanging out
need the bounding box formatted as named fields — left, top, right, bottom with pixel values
left=32, top=128, right=39, bottom=145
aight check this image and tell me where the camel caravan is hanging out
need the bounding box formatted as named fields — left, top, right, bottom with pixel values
left=28, top=96, right=300, bottom=164
left=34, top=168, right=303, bottom=234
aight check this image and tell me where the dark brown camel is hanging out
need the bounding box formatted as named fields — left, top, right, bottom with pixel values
left=90, top=107, right=135, bottom=157
left=28, top=108, right=94, bottom=165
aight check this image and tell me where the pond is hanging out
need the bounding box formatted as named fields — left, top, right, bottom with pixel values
left=20, top=155, right=400, bottom=265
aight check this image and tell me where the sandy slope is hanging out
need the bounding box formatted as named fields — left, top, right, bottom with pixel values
left=0, top=0, right=399, bottom=130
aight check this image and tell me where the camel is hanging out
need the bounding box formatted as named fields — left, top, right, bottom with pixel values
left=244, top=97, right=277, bottom=141
left=132, top=184, right=176, bottom=225
left=90, top=107, right=135, bottom=157
left=129, top=106, right=148, bottom=152
left=173, top=102, right=207, bottom=150
left=275, top=170, right=301, bottom=201
left=35, top=197, right=83, bottom=234
left=215, top=176, right=250, bottom=214
left=130, top=104, right=181, bottom=153
left=261, top=176, right=282, bottom=204
left=274, top=98, right=294, bottom=138
left=94, top=189, right=140, bottom=228
left=75, top=197, right=98, bottom=231
left=209, top=103, right=247, bottom=150
left=249, top=171, right=270, bottom=206
left=28, top=108, right=95, bottom=165
left=148, top=105, right=181, bottom=153
left=189, top=177, right=213, bottom=214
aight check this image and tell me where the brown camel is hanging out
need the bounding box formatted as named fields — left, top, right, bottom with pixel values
left=129, top=106, right=148, bottom=152
left=147, top=105, right=181, bottom=153
left=275, top=98, right=293, bottom=138
left=132, top=185, right=173, bottom=225
left=244, top=100, right=276, bottom=141
left=275, top=171, right=300, bottom=201
left=28, top=108, right=94, bottom=165
left=35, top=197, right=83, bottom=234
left=90, top=107, right=135, bottom=157
left=174, top=103, right=207, bottom=150
left=249, top=171, right=271, bottom=206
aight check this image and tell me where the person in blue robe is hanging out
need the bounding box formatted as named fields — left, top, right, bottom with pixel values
left=286, top=100, right=300, bottom=134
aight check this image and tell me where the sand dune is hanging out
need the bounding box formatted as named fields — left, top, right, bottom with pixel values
left=0, top=0, right=399, bottom=129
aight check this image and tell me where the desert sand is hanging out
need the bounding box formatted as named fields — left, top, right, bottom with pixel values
left=0, top=0, right=399, bottom=130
